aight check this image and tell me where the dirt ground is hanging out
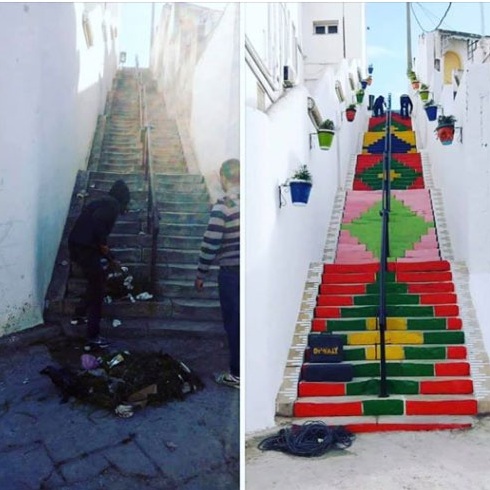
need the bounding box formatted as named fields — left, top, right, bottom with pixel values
left=245, top=415, right=490, bottom=490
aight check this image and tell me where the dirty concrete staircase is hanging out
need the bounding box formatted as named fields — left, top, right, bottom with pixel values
left=46, top=68, right=221, bottom=326
left=277, top=110, right=478, bottom=432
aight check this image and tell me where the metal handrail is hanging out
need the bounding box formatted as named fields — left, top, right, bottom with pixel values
left=378, top=93, right=392, bottom=398
left=135, top=66, right=160, bottom=293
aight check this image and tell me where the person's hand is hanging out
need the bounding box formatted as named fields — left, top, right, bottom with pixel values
left=194, top=278, right=204, bottom=291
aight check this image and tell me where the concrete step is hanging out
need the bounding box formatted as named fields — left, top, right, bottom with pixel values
left=157, top=235, right=203, bottom=250
left=159, top=201, right=211, bottom=213
left=157, top=279, right=219, bottom=299
left=156, top=190, right=209, bottom=203
left=143, top=248, right=201, bottom=265
left=159, top=211, right=210, bottom=226
left=160, top=222, right=207, bottom=237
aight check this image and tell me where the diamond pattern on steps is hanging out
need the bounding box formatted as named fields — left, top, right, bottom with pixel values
left=277, top=113, right=479, bottom=431
left=368, top=113, right=413, bottom=132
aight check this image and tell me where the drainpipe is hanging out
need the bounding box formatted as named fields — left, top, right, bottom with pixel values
left=406, top=2, right=412, bottom=73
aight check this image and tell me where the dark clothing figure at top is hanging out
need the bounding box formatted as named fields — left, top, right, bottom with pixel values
left=68, top=179, right=130, bottom=345
left=372, top=96, right=386, bottom=117
left=400, top=94, right=413, bottom=118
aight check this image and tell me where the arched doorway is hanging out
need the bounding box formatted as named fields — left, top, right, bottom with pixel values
left=443, top=50, right=462, bottom=84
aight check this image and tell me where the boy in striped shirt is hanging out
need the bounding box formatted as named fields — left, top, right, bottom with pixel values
left=195, top=159, right=240, bottom=389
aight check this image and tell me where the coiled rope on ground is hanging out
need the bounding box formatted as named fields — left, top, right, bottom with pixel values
left=258, top=421, right=355, bottom=457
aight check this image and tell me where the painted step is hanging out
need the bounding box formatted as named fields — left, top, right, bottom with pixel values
left=302, top=360, right=470, bottom=379
left=308, top=330, right=465, bottom=346
left=293, top=395, right=477, bottom=417
left=316, top=292, right=457, bottom=307
left=280, top=415, right=474, bottom=433
left=314, top=304, right=459, bottom=319
left=298, top=377, right=473, bottom=397
left=319, top=280, right=455, bottom=295
left=311, top=316, right=462, bottom=332
left=313, top=344, right=467, bottom=361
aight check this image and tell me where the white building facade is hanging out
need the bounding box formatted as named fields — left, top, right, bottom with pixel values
left=245, top=2, right=367, bottom=433
left=0, top=3, right=119, bottom=336
left=411, top=29, right=490, bottom=356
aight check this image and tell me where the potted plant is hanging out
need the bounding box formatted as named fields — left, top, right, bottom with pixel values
left=356, top=89, right=365, bottom=104
left=408, top=71, right=420, bottom=90
left=361, top=79, right=368, bottom=89
left=435, top=114, right=456, bottom=145
left=317, top=119, right=335, bottom=150
left=346, top=104, right=357, bottom=122
left=424, top=99, right=438, bottom=121
left=419, top=83, right=430, bottom=102
left=289, top=164, right=313, bottom=206
left=366, top=75, right=373, bottom=86
left=368, top=64, right=374, bottom=75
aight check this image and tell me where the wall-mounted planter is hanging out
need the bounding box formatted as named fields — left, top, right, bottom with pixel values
left=368, top=65, right=374, bottom=75
left=317, top=129, right=335, bottom=150
left=361, top=80, right=368, bottom=89
left=346, top=109, right=356, bottom=122
left=425, top=105, right=438, bottom=121
left=435, top=124, right=455, bottom=145
left=289, top=180, right=313, bottom=206
left=419, top=90, right=430, bottom=102
left=356, top=92, right=365, bottom=104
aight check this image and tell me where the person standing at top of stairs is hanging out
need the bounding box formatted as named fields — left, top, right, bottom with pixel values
left=195, top=159, right=240, bottom=389
left=400, top=94, right=413, bottom=118
left=373, top=95, right=387, bottom=117
left=68, top=180, right=131, bottom=347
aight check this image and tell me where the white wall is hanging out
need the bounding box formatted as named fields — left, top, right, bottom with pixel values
left=150, top=3, right=237, bottom=199
left=0, top=3, right=118, bottom=336
left=302, top=3, right=365, bottom=68
left=190, top=4, right=240, bottom=199
left=245, top=67, right=368, bottom=433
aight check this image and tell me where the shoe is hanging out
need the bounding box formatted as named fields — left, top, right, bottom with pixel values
left=86, top=336, right=110, bottom=348
left=70, top=316, right=87, bottom=326
left=215, top=372, right=240, bottom=389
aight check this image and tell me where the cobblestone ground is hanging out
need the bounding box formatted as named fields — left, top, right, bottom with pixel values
left=0, top=327, right=239, bottom=489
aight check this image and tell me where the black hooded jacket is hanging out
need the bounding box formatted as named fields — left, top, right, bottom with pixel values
left=68, top=180, right=130, bottom=250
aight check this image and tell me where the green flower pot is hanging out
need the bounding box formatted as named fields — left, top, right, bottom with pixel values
left=356, top=93, right=365, bottom=104
left=419, top=90, right=430, bottom=102
left=317, top=130, right=335, bottom=150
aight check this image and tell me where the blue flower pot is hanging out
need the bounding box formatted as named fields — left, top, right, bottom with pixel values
left=361, top=80, right=368, bottom=89
left=425, top=105, right=437, bottom=121
left=289, top=180, right=312, bottom=206
left=368, top=66, right=374, bottom=74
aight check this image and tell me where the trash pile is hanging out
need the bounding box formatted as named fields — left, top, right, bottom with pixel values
left=40, top=350, right=204, bottom=418
left=103, top=261, right=154, bottom=304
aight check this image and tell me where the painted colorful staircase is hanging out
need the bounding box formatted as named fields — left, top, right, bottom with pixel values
left=278, top=111, right=479, bottom=432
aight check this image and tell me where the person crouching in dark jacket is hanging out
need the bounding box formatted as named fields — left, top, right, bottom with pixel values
left=68, top=180, right=130, bottom=346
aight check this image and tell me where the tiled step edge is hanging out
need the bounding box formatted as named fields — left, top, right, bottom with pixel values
left=451, top=261, right=490, bottom=412
left=276, top=261, right=323, bottom=417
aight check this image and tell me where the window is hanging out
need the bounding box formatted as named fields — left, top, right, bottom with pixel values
left=313, top=21, right=339, bottom=35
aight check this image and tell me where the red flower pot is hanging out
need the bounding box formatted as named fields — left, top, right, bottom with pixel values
left=436, top=125, right=455, bottom=145
left=346, top=109, right=356, bottom=122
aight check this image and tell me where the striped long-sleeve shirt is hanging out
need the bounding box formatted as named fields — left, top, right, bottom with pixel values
left=196, top=187, right=240, bottom=279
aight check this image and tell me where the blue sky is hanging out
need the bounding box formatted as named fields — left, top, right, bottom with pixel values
left=366, top=2, right=490, bottom=103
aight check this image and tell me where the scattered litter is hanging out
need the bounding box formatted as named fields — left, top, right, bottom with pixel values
left=61, top=260, right=69, bottom=266
left=81, top=354, right=100, bottom=370
left=128, top=294, right=136, bottom=303
left=22, top=378, right=29, bottom=385
left=138, top=231, right=146, bottom=235
left=115, top=404, right=134, bottom=418
left=120, top=266, right=129, bottom=273
left=104, top=296, right=113, bottom=304
left=165, top=441, right=178, bottom=452
left=136, top=292, right=153, bottom=301
left=90, top=184, right=96, bottom=188
left=76, top=191, right=89, bottom=199
left=107, top=354, right=125, bottom=369
left=112, top=319, right=122, bottom=328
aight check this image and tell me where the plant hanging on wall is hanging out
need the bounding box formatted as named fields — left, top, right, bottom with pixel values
left=435, top=114, right=456, bottom=145
left=289, top=164, right=313, bottom=206
left=317, top=119, right=335, bottom=150
left=346, top=104, right=357, bottom=122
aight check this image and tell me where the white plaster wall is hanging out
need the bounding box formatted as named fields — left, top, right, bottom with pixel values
left=190, top=3, right=239, bottom=199
left=302, top=3, right=365, bottom=66
left=150, top=4, right=237, bottom=200
left=245, top=71, right=368, bottom=433
left=0, top=3, right=118, bottom=336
